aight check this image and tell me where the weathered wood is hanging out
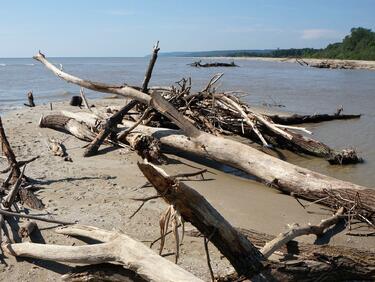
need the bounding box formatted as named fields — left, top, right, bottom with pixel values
left=0, top=209, right=73, bottom=225
left=138, top=161, right=265, bottom=277
left=189, top=61, right=238, bottom=67
left=41, top=114, right=165, bottom=163
left=260, top=207, right=344, bottom=258
left=62, top=263, right=147, bottom=282
left=39, top=114, right=96, bottom=142
left=24, top=91, right=35, bottom=107
left=18, top=221, right=37, bottom=238
left=3, top=224, right=203, bottom=282
left=19, top=189, right=45, bottom=210
left=267, top=112, right=361, bottom=125
left=139, top=162, right=375, bottom=281
left=119, top=121, right=375, bottom=219
left=69, top=96, right=83, bottom=107
left=83, top=43, right=161, bottom=157
left=0, top=117, right=20, bottom=183
left=187, top=226, right=375, bottom=268
left=2, top=166, right=26, bottom=208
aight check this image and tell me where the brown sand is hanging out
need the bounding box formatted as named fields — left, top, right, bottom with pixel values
left=200, top=56, right=375, bottom=70
left=0, top=99, right=374, bottom=281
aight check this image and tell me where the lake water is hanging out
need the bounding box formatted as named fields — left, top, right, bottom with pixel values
left=0, top=57, right=374, bottom=187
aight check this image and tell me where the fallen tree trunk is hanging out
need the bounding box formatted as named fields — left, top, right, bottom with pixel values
left=118, top=121, right=375, bottom=220
left=139, top=162, right=374, bottom=281
left=50, top=111, right=374, bottom=221
left=267, top=112, right=361, bottom=125
left=40, top=114, right=165, bottom=164
left=2, top=224, right=203, bottom=282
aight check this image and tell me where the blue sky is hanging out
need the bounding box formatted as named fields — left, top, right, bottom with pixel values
left=1, top=0, right=374, bottom=57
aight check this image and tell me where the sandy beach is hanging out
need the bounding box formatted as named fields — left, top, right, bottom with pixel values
left=0, top=99, right=374, bottom=281
left=198, top=56, right=375, bottom=70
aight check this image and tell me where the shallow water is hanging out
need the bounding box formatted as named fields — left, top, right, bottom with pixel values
left=0, top=57, right=374, bottom=187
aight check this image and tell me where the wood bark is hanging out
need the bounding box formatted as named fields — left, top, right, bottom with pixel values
left=24, top=91, right=35, bottom=107
left=138, top=161, right=265, bottom=277
left=0, top=117, right=20, bottom=183
left=139, top=162, right=374, bottom=281
left=267, top=112, right=361, bottom=125
left=18, top=221, right=37, bottom=238
left=40, top=114, right=165, bottom=163
left=2, top=224, right=203, bottom=282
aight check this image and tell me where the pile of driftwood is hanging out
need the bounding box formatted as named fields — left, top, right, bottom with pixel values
left=1, top=44, right=374, bottom=281
left=296, top=58, right=356, bottom=70
left=189, top=60, right=238, bottom=67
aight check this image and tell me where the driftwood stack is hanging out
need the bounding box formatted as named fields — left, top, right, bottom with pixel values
left=1, top=44, right=374, bottom=281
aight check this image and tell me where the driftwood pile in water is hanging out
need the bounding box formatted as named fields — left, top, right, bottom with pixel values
left=2, top=45, right=374, bottom=281
left=136, top=73, right=362, bottom=164
left=189, top=60, right=238, bottom=67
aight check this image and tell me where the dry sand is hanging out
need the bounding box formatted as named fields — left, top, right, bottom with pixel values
left=0, top=99, right=374, bottom=281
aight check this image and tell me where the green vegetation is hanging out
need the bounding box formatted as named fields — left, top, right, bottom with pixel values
left=163, top=27, right=375, bottom=61
left=310, top=27, right=375, bottom=60
left=265, top=27, right=375, bottom=60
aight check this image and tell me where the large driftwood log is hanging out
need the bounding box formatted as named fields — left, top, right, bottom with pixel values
left=2, top=224, right=202, bottom=282
left=40, top=114, right=165, bottom=163
left=138, top=161, right=265, bottom=277
left=139, top=162, right=374, bottom=281
left=118, top=121, right=375, bottom=219
left=267, top=112, right=361, bottom=125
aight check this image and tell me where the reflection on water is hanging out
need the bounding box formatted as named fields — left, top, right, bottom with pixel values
left=0, top=57, right=374, bottom=187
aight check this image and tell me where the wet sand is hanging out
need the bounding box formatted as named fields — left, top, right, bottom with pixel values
left=0, top=100, right=374, bottom=281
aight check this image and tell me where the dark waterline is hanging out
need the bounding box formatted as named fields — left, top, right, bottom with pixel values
left=0, top=57, right=374, bottom=187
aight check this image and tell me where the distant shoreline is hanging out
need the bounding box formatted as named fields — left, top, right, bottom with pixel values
left=192, top=56, right=375, bottom=71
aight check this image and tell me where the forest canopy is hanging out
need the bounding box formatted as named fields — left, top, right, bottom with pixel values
left=249, top=27, right=375, bottom=60
left=166, top=27, right=375, bottom=61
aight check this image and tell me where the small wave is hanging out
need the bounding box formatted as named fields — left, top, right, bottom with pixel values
left=0, top=64, right=6, bottom=67
left=25, top=63, right=35, bottom=66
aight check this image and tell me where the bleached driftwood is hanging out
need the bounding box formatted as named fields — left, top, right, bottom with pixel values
left=260, top=207, right=344, bottom=258
left=139, top=161, right=374, bottom=281
left=2, top=224, right=202, bottom=282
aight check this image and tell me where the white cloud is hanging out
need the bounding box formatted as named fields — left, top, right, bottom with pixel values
left=301, top=29, right=341, bottom=40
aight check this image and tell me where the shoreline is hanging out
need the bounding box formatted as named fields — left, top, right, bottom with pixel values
left=192, top=56, right=375, bottom=70
left=1, top=100, right=374, bottom=281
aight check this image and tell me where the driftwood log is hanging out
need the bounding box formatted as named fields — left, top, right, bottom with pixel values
left=24, top=91, right=35, bottom=107
left=267, top=112, right=361, bottom=125
left=2, top=224, right=203, bottom=282
left=139, top=161, right=374, bottom=280
left=189, top=60, right=238, bottom=67
left=39, top=114, right=165, bottom=164
left=42, top=111, right=374, bottom=224
left=118, top=121, right=375, bottom=221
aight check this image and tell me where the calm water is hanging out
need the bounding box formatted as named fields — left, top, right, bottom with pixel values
left=0, top=57, right=374, bottom=187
